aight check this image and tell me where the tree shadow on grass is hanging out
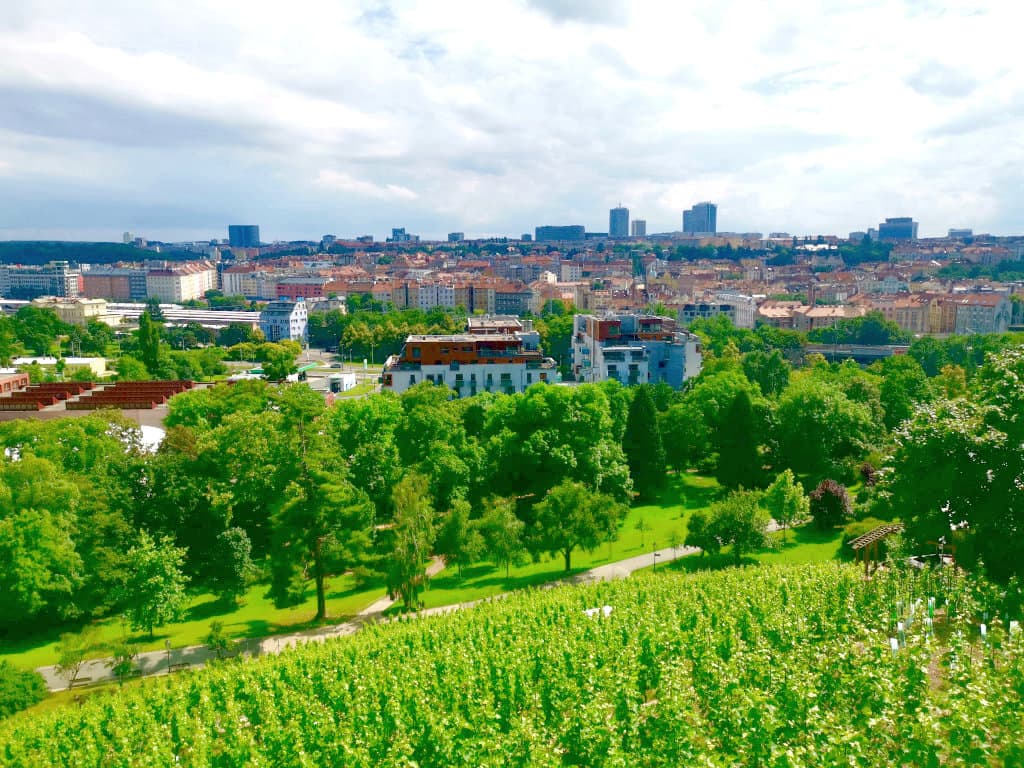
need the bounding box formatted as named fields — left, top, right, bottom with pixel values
left=183, top=597, right=234, bottom=623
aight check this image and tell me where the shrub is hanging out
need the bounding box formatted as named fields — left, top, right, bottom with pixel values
left=0, top=661, right=48, bottom=719
left=809, top=479, right=853, bottom=530
left=859, top=462, right=878, bottom=487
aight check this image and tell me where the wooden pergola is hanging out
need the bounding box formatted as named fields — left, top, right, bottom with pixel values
left=849, top=523, right=904, bottom=577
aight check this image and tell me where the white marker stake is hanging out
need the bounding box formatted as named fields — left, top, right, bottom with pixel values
left=890, top=637, right=899, bottom=654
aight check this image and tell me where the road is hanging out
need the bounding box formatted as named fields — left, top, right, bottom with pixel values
left=36, top=543, right=702, bottom=692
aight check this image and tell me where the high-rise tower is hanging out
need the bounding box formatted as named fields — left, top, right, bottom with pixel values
left=609, top=206, right=629, bottom=238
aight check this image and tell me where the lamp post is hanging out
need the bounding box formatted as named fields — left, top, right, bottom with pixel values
left=165, top=639, right=171, bottom=673
left=653, top=544, right=661, bottom=572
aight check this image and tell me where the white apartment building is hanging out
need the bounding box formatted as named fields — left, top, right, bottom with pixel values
left=145, top=262, right=216, bottom=302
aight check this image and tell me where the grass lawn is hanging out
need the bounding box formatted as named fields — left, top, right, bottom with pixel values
left=655, top=521, right=846, bottom=575
left=0, top=576, right=385, bottom=672
left=334, top=380, right=377, bottom=398
left=406, top=472, right=722, bottom=612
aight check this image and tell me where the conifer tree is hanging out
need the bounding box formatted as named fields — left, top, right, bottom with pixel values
left=622, top=385, right=666, bottom=500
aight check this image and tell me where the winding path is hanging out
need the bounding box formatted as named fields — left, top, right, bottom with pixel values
left=36, top=544, right=703, bottom=692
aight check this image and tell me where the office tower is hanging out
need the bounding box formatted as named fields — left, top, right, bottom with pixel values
left=448, top=232, right=465, bottom=242
left=877, top=217, right=918, bottom=241
left=631, top=220, right=647, bottom=237
left=535, top=225, right=586, bottom=242
left=682, top=202, right=717, bottom=235
left=609, top=206, right=629, bottom=238
left=228, top=225, right=261, bottom=248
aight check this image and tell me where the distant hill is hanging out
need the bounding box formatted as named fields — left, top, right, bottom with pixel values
left=0, top=241, right=199, bottom=265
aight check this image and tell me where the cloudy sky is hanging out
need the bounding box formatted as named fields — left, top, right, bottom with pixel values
left=0, top=0, right=1020, bottom=242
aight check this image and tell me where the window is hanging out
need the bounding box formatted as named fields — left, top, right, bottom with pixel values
left=411, top=347, right=421, bottom=359
left=526, top=373, right=532, bottom=383
left=409, top=375, right=416, bottom=384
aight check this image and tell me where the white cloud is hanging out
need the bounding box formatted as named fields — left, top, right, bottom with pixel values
left=0, top=0, right=1020, bottom=240
left=314, top=170, right=418, bottom=200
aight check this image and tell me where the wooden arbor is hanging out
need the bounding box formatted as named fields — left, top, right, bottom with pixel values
left=849, top=523, right=904, bottom=577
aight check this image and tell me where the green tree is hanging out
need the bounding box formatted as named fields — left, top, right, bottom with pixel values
left=106, top=640, right=138, bottom=686
left=0, top=456, right=83, bottom=624
left=145, top=297, right=164, bottom=321
left=54, top=626, right=102, bottom=690
left=435, top=499, right=484, bottom=578
left=0, top=661, right=48, bottom=718
left=120, top=532, right=190, bottom=638
left=774, top=376, right=877, bottom=478
left=137, top=311, right=162, bottom=375
left=115, top=354, right=150, bottom=381
left=217, top=323, right=263, bottom=347
left=874, top=355, right=931, bottom=430
left=205, top=620, right=233, bottom=661
left=207, top=528, right=254, bottom=605
left=809, top=479, right=853, bottom=531
left=477, top=498, right=527, bottom=578
left=742, top=349, right=790, bottom=398
left=261, top=344, right=299, bottom=381
left=531, top=481, right=624, bottom=572
left=716, top=389, right=762, bottom=489
left=270, top=467, right=373, bottom=620
left=686, top=490, right=770, bottom=564
left=762, top=469, right=809, bottom=542
left=386, top=473, right=436, bottom=611
left=880, top=349, right=1024, bottom=582
left=622, top=385, right=666, bottom=500
left=684, top=508, right=719, bottom=556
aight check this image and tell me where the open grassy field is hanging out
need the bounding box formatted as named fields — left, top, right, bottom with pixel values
left=0, top=576, right=385, bottom=672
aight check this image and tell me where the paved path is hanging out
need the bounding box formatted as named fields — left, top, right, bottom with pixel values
left=36, top=541, right=705, bottom=692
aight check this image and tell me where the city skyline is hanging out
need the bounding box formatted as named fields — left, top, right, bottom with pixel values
left=0, top=1, right=1020, bottom=242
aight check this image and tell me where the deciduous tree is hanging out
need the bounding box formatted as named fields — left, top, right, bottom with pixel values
left=531, top=481, right=623, bottom=572
left=120, top=532, right=190, bottom=638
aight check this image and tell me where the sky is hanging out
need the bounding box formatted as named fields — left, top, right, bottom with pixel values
left=0, top=0, right=1021, bottom=242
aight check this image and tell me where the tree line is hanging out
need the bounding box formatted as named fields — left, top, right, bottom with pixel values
left=2, top=315, right=1023, bottom=646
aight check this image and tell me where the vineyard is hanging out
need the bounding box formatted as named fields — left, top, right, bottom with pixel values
left=2, top=563, right=1021, bottom=766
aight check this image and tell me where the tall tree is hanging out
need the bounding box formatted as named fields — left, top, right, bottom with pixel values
left=477, top=498, right=527, bottom=578
left=207, top=527, right=255, bottom=605
left=120, top=531, right=190, bottom=638
left=435, top=499, right=484, bottom=578
left=715, top=389, right=762, bottom=489
left=622, top=385, right=666, bottom=500
left=774, top=376, right=877, bottom=478
left=270, top=467, right=373, bottom=620
left=136, top=311, right=162, bottom=375
left=386, top=473, right=436, bottom=611
left=531, top=481, right=624, bottom=572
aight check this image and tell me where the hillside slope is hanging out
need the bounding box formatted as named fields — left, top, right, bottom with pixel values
left=2, top=563, right=1021, bottom=767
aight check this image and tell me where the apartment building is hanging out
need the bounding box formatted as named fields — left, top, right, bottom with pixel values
left=222, top=265, right=279, bottom=299
left=81, top=267, right=148, bottom=301
left=0, top=261, right=81, bottom=299
left=381, top=333, right=556, bottom=396
left=571, top=313, right=703, bottom=388
left=145, top=261, right=216, bottom=302
left=258, top=299, right=308, bottom=342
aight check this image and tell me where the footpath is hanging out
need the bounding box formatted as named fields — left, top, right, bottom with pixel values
left=36, top=544, right=702, bottom=692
